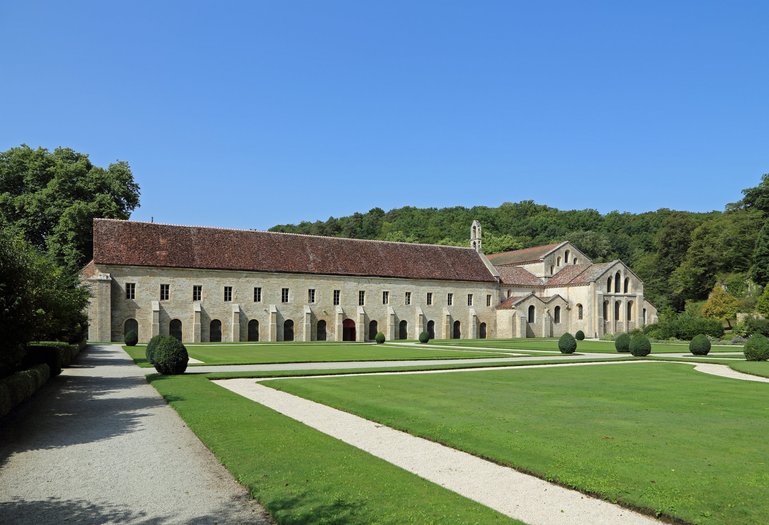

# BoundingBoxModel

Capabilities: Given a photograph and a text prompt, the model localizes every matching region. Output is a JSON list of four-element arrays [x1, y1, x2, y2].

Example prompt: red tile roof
[[486, 242, 564, 266], [497, 266, 542, 286], [544, 264, 591, 286], [496, 295, 530, 309], [91, 219, 497, 283]]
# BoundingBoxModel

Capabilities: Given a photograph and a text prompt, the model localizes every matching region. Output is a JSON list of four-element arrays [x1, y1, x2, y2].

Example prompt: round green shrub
[[125, 330, 138, 347], [558, 333, 577, 354], [629, 334, 652, 357], [375, 332, 386, 344], [152, 336, 189, 375], [614, 333, 631, 353], [575, 330, 585, 341], [689, 334, 711, 356], [744, 334, 769, 361], [146, 335, 163, 364], [418, 331, 430, 344]]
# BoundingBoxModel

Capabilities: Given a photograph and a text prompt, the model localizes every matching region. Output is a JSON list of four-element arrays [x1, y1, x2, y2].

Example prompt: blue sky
[[1, 1, 767, 230]]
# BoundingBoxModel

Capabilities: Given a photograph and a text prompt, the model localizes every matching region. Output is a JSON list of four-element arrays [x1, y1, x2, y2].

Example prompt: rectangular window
[[126, 283, 136, 300], [486, 294, 492, 307], [308, 288, 316, 303], [253, 287, 262, 302], [224, 286, 232, 302], [333, 289, 340, 306], [405, 291, 411, 305], [427, 292, 433, 306], [282, 288, 290, 303], [193, 285, 202, 301], [467, 294, 474, 306], [447, 293, 453, 306], [382, 291, 389, 304], [358, 290, 365, 306], [160, 284, 169, 301]]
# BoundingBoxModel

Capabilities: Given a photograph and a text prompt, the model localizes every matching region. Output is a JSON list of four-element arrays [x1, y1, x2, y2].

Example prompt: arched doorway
[[427, 320, 435, 339], [317, 320, 327, 341], [554, 306, 561, 324], [283, 319, 294, 341], [368, 320, 378, 340], [399, 320, 408, 340], [248, 319, 259, 341], [343, 319, 356, 341], [479, 322, 487, 339], [124, 318, 138, 339], [210, 319, 222, 342], [452, 320, 461, 339], [170, 319, 182, 341]]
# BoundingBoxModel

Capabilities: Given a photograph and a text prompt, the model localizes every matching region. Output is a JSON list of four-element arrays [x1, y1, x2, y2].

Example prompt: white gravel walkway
[[0, 344, 270, 525], [690, 362, 769, 383]]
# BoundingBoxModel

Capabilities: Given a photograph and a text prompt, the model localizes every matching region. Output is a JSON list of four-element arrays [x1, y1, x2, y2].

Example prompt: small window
[[282, 288, 290, 303], [486, 294, 492, 307], [382, 291, 389, 304], [447, 293, 453, 306], [253, 287, 262, 302], [405, 291, 411, 305], [358, 290, 365, 306], [193, 285, 202, 301], [550, 265, 554, 275], [308, 288, 316, 303], [574, 258, 579, 265], [160, 284, 169, 301], [554, 305, 561, 324], [565, 250, 570, 264], [467, 294, 473, 306], [224, 286, 232, 302], [557, 256, 562, 267], [528, 305, 535, 323], [333, 289, 340, 306], [577, 303, 584, 320], [126, 283, 136, 300], [427, 292, 433, 306]]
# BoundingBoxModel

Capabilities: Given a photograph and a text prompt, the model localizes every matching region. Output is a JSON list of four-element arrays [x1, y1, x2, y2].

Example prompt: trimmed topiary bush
[[558, 333, 577, 354], [146, 335, 163, 364], [418, 331, 430, 344], [375, 332, 386, 344], [575, 330, 585, 341], [152, 336, 189, 375], [615, 333, 631, 353], [629, 334, 652, 357], [125, 330, 138, 347], [744, 334, 769, 361], [689, 334, 711, 356]]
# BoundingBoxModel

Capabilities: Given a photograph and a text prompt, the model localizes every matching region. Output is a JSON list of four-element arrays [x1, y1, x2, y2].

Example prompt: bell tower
[[470, 220, 482, 253]]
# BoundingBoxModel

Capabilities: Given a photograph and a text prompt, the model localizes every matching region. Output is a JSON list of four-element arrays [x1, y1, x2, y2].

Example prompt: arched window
[[342, 319, 355, 341], [283, 319, 295, 341], [607, 277, 612, 293], [577, 304, 584, 320], [368, 320, 378, 340], [614, 301, 621, 321], [452, 320, 461, 339], [554, 306, 561, 324], [614, 272, 621, 293], [479, 322, 487, 339], [603, 301, 608, 320], [248, 319, 259, 341], [507, 289, 512, 298], [528, 305, 536, 323], [574, 258, 579, 265], [427, 320, 435, 339], [643, 308, 647, 324], [170, 319, 182, 341], [627, 301, 633, 321], [210, 319, 222, 342], [557, 256, 562, 267], [624, 277, 630, 293], [317, 320, 327, 341], [550, 265, 555, 275], [399, 320, 408, 340], [124, 318, 138, 339], [564, 250, 570, 264]]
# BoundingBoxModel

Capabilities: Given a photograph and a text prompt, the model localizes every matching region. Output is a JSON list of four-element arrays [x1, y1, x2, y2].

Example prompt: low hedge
[[0, 364, 51, 418], [25, 342, 81, 369], [146, 335, 164, 364], [615, 333, 631, 353], [745, 334, 769, 361], [629, 334, 652, 357], [153, 336, 189, 375]]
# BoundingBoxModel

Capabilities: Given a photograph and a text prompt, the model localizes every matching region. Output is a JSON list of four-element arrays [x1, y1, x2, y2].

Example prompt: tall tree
[[0, 145, 140, 272], [750, 220, 769, 288], [701, 285, 739, 329]]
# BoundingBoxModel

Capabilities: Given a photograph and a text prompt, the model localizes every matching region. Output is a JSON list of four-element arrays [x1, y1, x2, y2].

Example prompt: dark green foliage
[[558, 333, 577, 354], [375, 332, 386, 344], [629, 334, 652, 356], [146, 335, 163, 364], [744, 334, 769, 361], [125, 330, 138, 347], [152, 336, 189, 375], [23, 345, 63, 377], [419, 331, 430, 344], [614, 333, 631, 353], [689, 334, 712, 355], [575, 330, 585, 341], [744, 317, 769, 337], [0, 364, 50, 417], [644, 310, 724, 340], [749, 221, 769, 288]]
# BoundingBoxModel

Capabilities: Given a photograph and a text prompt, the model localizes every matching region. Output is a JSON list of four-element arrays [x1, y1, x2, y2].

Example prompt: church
[[82, 218, 657, 343]]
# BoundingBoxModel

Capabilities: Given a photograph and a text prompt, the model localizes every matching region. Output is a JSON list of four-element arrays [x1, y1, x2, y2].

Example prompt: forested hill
[[271, 175, 769, 313]]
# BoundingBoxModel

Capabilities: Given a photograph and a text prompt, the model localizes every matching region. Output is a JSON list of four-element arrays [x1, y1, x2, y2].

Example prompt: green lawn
[[267, 362, 769, 525], [148, 374, 516, 524], [729, 360, 769, 378], [434, 338, 742, 354]]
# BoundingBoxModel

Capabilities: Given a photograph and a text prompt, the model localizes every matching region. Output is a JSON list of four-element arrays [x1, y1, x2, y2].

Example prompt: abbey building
[[82, 219, 657, 343]]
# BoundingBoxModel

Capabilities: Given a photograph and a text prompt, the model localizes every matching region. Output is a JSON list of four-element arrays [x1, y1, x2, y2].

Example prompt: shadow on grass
[[267, 493, 363, 525]]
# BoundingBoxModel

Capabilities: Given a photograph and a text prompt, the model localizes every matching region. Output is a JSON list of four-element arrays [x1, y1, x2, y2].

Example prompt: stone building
[[82, 218, 657, 343]]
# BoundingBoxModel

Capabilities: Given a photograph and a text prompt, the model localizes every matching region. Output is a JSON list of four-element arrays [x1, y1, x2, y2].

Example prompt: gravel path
[[690, 362, 769, 382], [0, 344, 270, 525]]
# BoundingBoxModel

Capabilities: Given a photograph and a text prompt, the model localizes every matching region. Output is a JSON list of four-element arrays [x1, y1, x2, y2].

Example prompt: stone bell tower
[[470, 220, 482, 253]]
